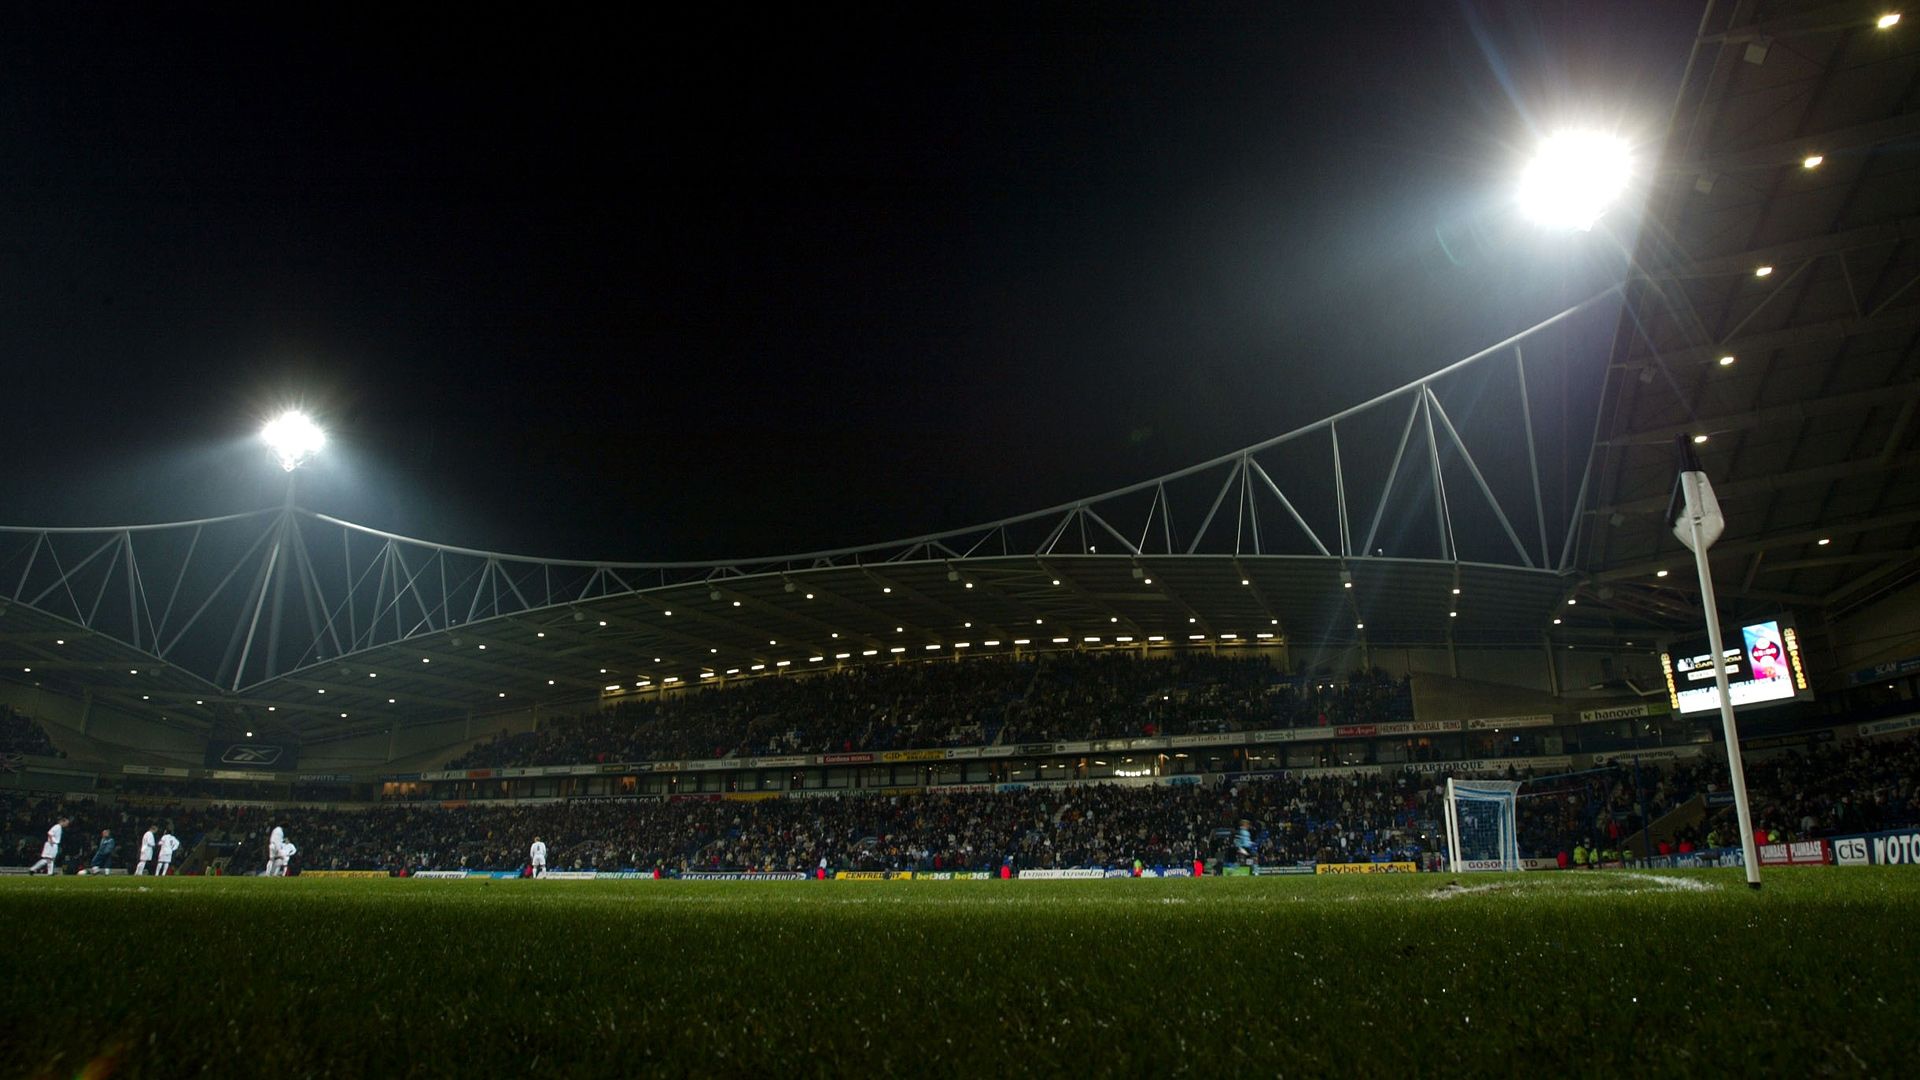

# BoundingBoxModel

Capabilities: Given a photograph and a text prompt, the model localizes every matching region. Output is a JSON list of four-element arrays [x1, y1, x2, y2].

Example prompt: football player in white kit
[[28, 816, 69, 874], [278, 841, 296, 875], [135, 824, 157, 875], [156, 828, 180, 875], [266, 823, 286, 877], [529, 837, 547, 878]]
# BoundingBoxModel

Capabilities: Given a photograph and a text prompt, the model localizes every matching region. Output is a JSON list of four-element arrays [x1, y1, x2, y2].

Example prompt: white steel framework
[[1, 292, 1617, 718]]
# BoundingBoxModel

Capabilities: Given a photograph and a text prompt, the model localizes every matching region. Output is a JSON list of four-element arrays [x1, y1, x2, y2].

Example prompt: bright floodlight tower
[[235, 410, 327, 690], [263, 410, 327, 474], [1518, 131, 1633, 231]]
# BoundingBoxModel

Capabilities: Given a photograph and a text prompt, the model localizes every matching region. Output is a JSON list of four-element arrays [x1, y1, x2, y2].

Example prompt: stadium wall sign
[[1278, 764, 1379, 779], [303, 870, 387, 878], [1252, 865, 1315, 876], [1832, 828, 1920, 866], [912, 871, 993, 880], [1017, 869, 1106, 879], [1578, 702, 1664, 723], [1757, 841, 1829, 867], [1403, 755, 1571, 774], [1464, 715, 1555, 731], [1249, 729, 1304, 743], [835, 871, 915, 880], [122, 764, 192, 778], [1847, 656, 1920, 686], [1314, 862, 1418, 875], [410, 870, 468, 879], [540, 871, 597, 880], [205, 740, 299, 769], [1378, 719, 1466, 735], [1870, 833, 1919, 865], [1857, 715, 1920, 738], [679, 871, 809, 881], [594, 871, 664, 879], [1587, 746, 1705, 766]]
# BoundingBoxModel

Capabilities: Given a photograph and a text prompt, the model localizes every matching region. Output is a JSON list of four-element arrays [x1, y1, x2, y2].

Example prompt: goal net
[[1444, 778, 1521, 872]]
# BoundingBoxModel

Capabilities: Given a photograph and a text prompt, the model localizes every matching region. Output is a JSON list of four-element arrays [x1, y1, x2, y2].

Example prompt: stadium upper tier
[[0, 290, 1618, 740], [441, 654, 1410, 771]]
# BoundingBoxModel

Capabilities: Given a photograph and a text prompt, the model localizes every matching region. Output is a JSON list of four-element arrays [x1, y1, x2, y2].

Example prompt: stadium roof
[[1578, 2, 1920, 627], [9, 2, 1917, 742]]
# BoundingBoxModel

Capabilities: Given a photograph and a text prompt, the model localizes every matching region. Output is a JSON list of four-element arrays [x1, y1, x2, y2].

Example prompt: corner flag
[[1670, 438, 1724, 554], [1670, 434, 1762, 888]]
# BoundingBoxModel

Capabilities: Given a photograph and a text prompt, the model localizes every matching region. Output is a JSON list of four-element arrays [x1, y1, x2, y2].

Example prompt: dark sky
[[0, 2, 1701, 561]]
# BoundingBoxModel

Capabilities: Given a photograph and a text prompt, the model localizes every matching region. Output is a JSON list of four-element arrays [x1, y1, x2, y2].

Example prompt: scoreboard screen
[[1662, 618, 1811, 715]]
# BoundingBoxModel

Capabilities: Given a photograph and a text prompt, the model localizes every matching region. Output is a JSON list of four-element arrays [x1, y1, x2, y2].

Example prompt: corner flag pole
[[1672, 436, 1762, 889]]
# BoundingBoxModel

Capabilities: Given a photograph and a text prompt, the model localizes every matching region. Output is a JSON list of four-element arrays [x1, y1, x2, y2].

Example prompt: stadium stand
[[0, 706, 62, 758], [446, 655, 1412, 770], [9, 731, 1914, 875]]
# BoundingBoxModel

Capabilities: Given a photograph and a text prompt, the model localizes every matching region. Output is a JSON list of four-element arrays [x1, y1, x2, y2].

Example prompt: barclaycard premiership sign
[[204, 740, 299, 769]]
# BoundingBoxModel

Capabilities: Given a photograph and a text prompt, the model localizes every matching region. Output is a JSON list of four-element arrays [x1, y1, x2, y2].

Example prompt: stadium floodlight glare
[[262, 410, 326, 472], [1518, 131, 1632, 230], [1878, 13, 1901, 29], [1801, 154, 1824, 169]]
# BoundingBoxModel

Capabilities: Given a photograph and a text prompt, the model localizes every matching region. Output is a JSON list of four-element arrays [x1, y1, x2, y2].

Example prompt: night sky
[[0, 3, 1700, 561]]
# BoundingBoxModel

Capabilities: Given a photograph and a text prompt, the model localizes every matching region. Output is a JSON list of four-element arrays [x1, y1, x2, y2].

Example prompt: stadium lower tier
[[7, 731, 1914, 874]]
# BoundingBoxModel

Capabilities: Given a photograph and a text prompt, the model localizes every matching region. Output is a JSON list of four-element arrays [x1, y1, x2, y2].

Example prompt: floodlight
[[1518, 131, 1633, 230], [1877, 13, 1901, 29], [262, 410, 326, 472]]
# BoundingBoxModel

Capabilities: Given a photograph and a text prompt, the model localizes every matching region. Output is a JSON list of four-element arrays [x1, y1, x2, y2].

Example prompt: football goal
[[1444, 778, 1521, 872]]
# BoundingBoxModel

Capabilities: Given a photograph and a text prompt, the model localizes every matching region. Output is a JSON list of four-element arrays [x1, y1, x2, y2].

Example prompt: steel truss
[[0, 291, 1615, 695]]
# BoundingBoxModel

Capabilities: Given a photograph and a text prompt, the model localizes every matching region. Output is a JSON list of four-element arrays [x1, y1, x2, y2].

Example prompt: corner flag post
[[1672, 436, 1762, 889]]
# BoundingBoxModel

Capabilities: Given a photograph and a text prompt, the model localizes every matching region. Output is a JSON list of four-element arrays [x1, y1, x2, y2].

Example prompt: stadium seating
[[0, 706, 62, 759], [446, 654, 1413, 770], [8, 732, 1910, 875]]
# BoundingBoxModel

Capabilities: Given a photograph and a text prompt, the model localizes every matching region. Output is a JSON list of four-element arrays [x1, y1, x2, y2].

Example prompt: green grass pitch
[[3, 869, 1916, 1077]]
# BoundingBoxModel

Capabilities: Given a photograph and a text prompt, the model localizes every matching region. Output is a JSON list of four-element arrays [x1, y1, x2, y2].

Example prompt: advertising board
[[1016, 869, 1105, 880]]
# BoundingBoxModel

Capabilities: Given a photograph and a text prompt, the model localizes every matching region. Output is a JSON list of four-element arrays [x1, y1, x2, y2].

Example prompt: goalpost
[[1444, 778, 1522, 872]]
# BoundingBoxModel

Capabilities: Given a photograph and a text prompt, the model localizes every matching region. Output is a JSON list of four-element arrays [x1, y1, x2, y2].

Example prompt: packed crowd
[[447, 653, 1414, 771], [0, 707, 62, 758], [15, 733, 1912, 875], [1690, 734, 1920, 849], [2, 791, 233, 871], [233, 773, 1442, 873], [6, 774, 1434, 874]]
